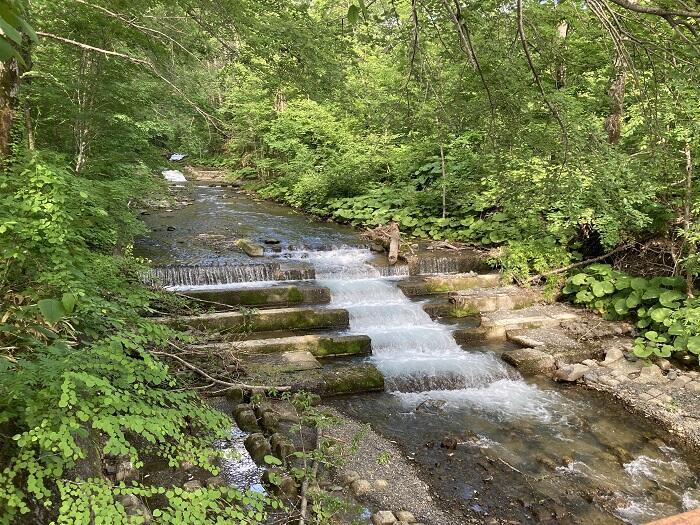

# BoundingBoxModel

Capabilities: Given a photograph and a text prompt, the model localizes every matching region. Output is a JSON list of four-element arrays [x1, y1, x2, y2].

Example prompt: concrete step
[[449, 286, 543, 313], [401, 247, 490, 275], [399, 272, 501, 297], [161, 307, 349, 333], [194, 334, 371, 358], [454, 304, 580, 343], [244, 350, 322, 373], [180, 283, 330, 308]]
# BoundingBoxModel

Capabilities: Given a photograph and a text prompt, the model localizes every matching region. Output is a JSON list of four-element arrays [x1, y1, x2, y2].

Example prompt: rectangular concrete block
[[181, 284, 331, 308], [162, 307, 349, 333]]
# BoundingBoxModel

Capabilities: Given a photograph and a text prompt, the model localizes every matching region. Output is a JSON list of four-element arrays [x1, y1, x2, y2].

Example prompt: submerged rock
[[415, 399, 447, 414], [244, 433, 271, 465]]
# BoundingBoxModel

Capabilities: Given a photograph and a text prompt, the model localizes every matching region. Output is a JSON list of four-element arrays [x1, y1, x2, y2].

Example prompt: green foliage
[[562, 264, 700, 363]]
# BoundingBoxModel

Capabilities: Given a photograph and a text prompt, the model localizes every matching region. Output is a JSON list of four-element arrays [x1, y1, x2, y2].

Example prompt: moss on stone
[[322, 365, 384, 395]]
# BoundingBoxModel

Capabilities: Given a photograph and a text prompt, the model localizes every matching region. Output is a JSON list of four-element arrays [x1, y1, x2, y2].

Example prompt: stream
[[136, 180, 700, 524]]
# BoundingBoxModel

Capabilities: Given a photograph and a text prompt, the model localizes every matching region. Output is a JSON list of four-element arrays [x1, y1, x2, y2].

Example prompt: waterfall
[[145, 262, 315, 290], [300, 248, 523, 394]]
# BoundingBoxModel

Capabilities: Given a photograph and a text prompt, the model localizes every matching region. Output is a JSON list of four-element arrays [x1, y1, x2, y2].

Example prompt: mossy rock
[[322, 365, 384, 395]]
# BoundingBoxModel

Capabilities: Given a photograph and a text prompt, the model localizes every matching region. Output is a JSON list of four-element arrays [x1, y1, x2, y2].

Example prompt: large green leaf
[[591, 280, 614, 297], [631, 278, 648, 291], [649, 307, 672, 323], [659, 290, 685, 308], [626, 291, 641, 308], [38, 298, 66, 324], [571, 273, 588, 286], [687, 336, 700, 355]]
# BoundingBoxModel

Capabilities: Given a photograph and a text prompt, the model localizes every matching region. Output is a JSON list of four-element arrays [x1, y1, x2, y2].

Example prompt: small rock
[[264, 239, 281, 245], [370, 243, 385, 253], [205, 476, 224, 488], [373, 479, 389, 491], [686, 381, 700, 393], [656, 358, 672, 371], [120, 495, 140, 508], [602, 347, 624, 366], [667, 370, 678, 380], [166, 226, 176, 231], [183, 480, 202, 491], [638, 364, 664, 383], [116, 460, 137, 482], [554, 363, 590, 382], [372, 511, 397, 525], [395, 510, 416, 523], [582, 359, 598, 367], [329, 485, 344, 492], [341, 470, 360, 485], [235, 238, 264, 257], [441, 436, 459, 450], [350, 479, 372, 497]]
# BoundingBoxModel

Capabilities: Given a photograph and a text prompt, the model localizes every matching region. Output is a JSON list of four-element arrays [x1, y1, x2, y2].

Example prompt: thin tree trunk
[[554, 20, 568, 89], [0, 59, 19, 166], [684, 143, 694, 297], [23, 106, 35, 151], [604, 51, 626, 145], [440, 143, 447, 219]]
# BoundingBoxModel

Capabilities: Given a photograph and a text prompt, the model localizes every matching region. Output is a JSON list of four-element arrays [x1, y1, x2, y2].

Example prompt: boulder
[[244, 433, 271, 465], [234, 409, 260, 433], [373, 479, 389, 491], [120, 495, 151, 522], [235, 239, 264, 257], [260, 410, 280, 433], [554, 364, 590, 382], [372, 511, 398, 525]]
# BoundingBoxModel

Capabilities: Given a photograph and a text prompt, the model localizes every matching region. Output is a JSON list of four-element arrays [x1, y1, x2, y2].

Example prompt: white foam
[[163, 169, 187, 182]]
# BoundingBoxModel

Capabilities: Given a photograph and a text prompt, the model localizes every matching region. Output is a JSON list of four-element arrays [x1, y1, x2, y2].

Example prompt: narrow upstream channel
[[137, 181, 700, 524]]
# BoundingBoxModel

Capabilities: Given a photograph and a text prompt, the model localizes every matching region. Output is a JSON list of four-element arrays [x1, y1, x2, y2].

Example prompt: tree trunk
[[684, 143, 694, 297], [604, 51, 626, 145], [554, 20, 568, 89], [0, 58, 19, 166], [23, 106, 35, 151], [440, 143, 447, 219]]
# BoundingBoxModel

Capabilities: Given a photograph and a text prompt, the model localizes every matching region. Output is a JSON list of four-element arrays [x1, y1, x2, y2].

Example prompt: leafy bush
[[563, 264, 700, 362]]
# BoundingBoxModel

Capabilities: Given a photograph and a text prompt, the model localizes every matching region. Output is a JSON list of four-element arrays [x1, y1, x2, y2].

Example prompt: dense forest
[[1, 0, 699, 523]]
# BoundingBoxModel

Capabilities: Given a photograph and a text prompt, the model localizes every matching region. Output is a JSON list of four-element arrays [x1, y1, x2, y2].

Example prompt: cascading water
[[295, 248, 548, 403]]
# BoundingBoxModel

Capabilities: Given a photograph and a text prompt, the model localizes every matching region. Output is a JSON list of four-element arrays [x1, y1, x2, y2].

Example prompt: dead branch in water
[[362, 222, 401, 265]]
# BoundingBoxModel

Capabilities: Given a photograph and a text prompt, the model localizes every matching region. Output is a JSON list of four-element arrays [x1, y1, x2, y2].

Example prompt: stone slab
[[181, 284, 331, 307], [199, 334, 371, 357]]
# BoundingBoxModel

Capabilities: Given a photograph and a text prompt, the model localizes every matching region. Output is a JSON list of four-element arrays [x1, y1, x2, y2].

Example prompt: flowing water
[[139, 184, 700, 524]]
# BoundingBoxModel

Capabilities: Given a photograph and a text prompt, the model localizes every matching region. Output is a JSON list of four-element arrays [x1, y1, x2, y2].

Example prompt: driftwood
[[387, 223, 400, 265], [362, 222, 402, 266], [527, 244, 630, 283]]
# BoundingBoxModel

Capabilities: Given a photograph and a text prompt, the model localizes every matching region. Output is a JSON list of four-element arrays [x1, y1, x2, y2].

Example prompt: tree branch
[[515, 0, 568, 169], [605, 0, 700, 19], [527, 244, 631, 283], [152, 347, 291, 393]]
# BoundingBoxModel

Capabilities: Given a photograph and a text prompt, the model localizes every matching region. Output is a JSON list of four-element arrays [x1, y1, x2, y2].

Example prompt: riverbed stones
[[322, 364, 384, 395], [602, 346, 625, 365], [372, 511, 397, 525], [373, 479, 389, 491], [235, 238, 264, 257], [341, 470, 360, 485], [205, 476, 224, 488], [120, 495, 151, 522], [637, 364, 664, 383], [270, 433, 295, 462]]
